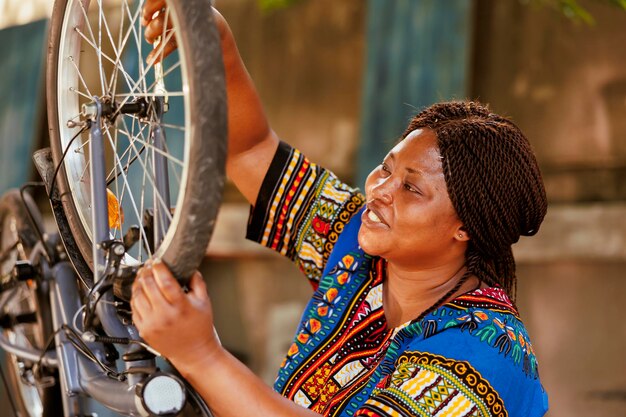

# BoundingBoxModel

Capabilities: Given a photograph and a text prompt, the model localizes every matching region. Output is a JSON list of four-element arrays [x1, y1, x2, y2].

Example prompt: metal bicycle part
[[0, 190, 62, 417], [46, 0, 227, 286], [47, 260, 210, 417], [0, 188, 213, 416]]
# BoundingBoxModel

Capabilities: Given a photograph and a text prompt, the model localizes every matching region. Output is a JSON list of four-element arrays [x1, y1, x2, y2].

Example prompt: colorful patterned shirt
[[246, 142, 548, 417]]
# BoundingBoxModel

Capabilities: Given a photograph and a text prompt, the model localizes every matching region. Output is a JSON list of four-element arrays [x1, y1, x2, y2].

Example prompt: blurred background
[[0, 0, 625, 416]]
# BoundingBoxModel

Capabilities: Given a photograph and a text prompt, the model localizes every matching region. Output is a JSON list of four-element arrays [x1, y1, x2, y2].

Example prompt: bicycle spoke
[[137, 116, 151, 261], [106, 122, 150, 184], [94, 1, 107, 95], [161, 137, 182, 186], [110, 29, 177, 119], [73, 135, 92, 154], [74, 28, 135, 96], [159, 122, 185, 132], [96, 0, 121, 92], [115, 91, 184, 98], [156, 9, 171, 70], [102, 124, 153, 253], [106, 146, 146, 185], [77, 0, 98, 60], [68, 133, 92, 184], [119, 0, 143, 67], [69, 86, 93, 101], [117, 0, 144, 84], [121, 0, 148, 94], [68, 56, 94, 100], [78, 155, 91, 184], [126, 134, 184, 168], [111, 0, 127, 96], [118, 117, 173, 223], [119, 0, 143, 57], [144, 61, 181, 93], [105, 143, 145, 186]]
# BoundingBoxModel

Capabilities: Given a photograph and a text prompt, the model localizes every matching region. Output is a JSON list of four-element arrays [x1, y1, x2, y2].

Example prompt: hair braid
[[403, 101, 547, 302]]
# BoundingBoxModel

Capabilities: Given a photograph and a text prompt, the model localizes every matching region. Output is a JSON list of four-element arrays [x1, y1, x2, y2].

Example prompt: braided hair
[[404, 101, 547, 307]]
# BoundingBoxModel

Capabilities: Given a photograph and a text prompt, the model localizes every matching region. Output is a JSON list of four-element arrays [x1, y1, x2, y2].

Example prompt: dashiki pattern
[[246, 141, 548, 417]]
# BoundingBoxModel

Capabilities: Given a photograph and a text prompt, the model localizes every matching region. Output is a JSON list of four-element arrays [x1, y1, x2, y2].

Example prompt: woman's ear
[[454, 226, 470, 242]]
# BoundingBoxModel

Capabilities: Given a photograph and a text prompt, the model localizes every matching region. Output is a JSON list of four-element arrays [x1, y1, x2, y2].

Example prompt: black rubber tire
[[0, 190, 62, 417], [46, 0, 227, 284]]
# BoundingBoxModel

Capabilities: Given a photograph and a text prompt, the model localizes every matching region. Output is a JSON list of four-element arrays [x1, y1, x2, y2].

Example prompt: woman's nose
[[370, 177, 394, 205]]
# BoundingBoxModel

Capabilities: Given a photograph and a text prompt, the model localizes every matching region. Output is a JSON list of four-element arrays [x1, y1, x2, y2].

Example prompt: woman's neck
[[382, 259, 479, 328]]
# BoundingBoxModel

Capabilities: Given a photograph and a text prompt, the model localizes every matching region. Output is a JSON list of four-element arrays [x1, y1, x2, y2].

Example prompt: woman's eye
[[404, 183, 420, 194]]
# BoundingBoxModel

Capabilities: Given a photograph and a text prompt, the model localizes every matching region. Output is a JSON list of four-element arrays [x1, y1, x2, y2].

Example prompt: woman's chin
[[357, 227, 383, 256]]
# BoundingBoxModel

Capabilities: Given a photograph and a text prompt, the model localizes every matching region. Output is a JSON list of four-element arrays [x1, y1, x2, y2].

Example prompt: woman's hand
[[142, 0, 229, 64], [131, 263, 319, 417], [143, 0, 279, 207], [131, 261, 220, 369], [141, 0, 174, 63]]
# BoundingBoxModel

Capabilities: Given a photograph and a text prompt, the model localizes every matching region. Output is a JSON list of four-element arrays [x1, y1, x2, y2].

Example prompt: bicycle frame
[[0, 237, 159, 416], [0, 99, 183, 416], [51, 261, 155, 415], [0, 2, 218, 412]]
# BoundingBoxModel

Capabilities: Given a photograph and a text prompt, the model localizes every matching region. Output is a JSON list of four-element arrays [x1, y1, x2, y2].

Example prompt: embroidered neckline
[[372, 257, 517, 331]]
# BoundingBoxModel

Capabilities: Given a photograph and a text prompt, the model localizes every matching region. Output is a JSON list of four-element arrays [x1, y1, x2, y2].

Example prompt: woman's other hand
[[142, 0, 174, 64], [142, 0, 229, 64], [143, 0, 279, 208], [131, 261, 220, 369]]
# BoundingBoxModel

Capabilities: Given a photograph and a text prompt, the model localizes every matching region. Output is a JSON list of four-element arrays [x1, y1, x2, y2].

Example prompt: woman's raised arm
[[142, 2, 279, 205]]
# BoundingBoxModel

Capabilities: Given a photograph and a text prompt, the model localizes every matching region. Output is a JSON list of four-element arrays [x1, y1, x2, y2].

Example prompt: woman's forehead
[[388, 129, 443, 175]]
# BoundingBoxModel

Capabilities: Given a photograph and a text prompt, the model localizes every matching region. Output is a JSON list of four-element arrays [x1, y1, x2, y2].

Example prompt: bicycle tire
[[46, 0, 227, 284], [0, 190, 62, 417]]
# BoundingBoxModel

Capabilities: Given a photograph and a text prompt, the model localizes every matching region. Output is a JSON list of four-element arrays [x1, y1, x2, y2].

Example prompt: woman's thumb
[[189, 271, 208, 300]]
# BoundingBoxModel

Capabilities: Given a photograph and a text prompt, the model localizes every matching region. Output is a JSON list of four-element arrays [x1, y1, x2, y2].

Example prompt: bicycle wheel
[[46, 0, 227, 284], [0, 190, 61, 417]]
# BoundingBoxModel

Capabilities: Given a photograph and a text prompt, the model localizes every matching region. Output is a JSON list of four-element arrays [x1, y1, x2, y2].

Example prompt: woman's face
[[358, 128, 465, 269]]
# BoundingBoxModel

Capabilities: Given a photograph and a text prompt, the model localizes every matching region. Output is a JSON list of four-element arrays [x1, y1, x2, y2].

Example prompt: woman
[[132, 4, 548, 417]]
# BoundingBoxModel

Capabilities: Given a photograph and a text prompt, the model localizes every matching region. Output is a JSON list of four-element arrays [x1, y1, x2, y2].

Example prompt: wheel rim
[[6, 316, 45, 417], [55, 0, 192, 265], [1, 214, 44, 417]]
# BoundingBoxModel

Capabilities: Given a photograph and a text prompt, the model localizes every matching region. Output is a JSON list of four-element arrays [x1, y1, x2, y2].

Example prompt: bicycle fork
[[29, 147, 187, 416], [49, 261, 185, 417], [82, 95, 171, 340]]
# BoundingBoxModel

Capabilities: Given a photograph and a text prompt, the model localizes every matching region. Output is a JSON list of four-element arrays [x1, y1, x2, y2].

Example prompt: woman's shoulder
[[371, 290, 548, 416], [369, 343, 547, 417], [417, 287, 540, 378]]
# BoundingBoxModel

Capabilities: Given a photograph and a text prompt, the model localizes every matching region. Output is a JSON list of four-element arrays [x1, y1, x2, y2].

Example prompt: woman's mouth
[[363, 206, 389, 228], [367, 210, 382, 223]]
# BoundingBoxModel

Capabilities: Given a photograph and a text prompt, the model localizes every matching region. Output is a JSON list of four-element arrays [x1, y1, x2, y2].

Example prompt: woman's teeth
[[368, 210, 381, 223]]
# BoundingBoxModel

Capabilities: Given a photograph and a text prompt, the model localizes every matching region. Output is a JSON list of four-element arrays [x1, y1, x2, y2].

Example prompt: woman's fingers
[[189, 271, 209, 301], [147, 39, 177, 65], [131, 283, 152, 317], [138, 270, 172, 310], [132, 305, 144, 326], [142, 0, 176, 65], [129, 263, 215, 362], [144, 11, 173, 43], [143, 11, 176, 63], [142, 0, 167, 27], [132, 261, 189, 308], [152, 261, 185, 304]]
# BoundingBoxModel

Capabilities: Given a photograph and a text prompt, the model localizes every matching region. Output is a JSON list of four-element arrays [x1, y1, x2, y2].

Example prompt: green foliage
[[558, 0, 596, 23], [257, 0, 301, 12], [257, 0, 626, 22], [525, 0, 626, 24]]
